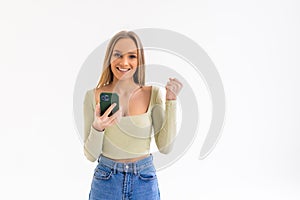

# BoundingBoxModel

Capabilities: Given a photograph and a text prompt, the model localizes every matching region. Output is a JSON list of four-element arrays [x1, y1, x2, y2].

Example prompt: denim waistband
[[97, 154, 154, 174]]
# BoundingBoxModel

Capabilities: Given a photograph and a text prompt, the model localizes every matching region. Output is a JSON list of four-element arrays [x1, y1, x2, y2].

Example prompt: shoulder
[[83, 88, 96, 107], [151, 85, 162, 95], [84, 88, 95, 99], [149, 85, 164, 104], [141, 85, 152, 93]]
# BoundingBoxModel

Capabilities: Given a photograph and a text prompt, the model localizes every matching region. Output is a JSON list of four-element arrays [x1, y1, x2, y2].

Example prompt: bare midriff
[[110, 154, 150, 163]]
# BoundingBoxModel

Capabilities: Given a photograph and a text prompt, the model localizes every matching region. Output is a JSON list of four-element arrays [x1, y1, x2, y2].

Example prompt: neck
[[111, 78, 141, 94]]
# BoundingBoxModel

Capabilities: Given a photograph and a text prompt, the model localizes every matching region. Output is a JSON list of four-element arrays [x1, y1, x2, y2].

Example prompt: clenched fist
[[165, 78, 183, 100]]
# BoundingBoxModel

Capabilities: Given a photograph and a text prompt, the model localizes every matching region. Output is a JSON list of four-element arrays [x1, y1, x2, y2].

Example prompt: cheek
[[110, 58, 117, 66], [131, 59, 138, 67]]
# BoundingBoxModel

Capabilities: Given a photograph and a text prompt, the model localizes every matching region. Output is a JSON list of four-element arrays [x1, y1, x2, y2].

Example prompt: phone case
[[100, 92, 119, 117]]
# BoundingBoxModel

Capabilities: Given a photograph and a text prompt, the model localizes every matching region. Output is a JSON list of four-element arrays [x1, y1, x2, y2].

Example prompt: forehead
[[113, 38, 137, 53]]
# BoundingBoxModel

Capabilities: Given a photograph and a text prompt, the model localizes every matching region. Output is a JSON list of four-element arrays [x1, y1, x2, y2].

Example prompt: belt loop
[[113, 162, 117, 174], [134, 163, 137, 175]]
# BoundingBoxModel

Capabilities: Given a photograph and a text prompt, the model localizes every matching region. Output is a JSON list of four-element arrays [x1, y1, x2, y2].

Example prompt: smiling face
[[110, 38, 138, 82]]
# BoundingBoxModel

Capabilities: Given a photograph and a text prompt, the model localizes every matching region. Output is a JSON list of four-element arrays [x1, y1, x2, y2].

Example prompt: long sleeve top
[[83, 85, 177, 162]]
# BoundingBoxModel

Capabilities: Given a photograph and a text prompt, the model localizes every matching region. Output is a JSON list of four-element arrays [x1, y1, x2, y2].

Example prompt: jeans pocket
[[138, 165, 157, 181], [93, 164, 113, 180]]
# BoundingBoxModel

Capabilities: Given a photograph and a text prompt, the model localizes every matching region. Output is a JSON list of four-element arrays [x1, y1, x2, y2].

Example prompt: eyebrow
[[113, 50, 137, 54]]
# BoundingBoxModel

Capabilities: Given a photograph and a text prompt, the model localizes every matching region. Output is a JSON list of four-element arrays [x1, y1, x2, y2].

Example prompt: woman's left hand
[[165, 78, 183, 100]]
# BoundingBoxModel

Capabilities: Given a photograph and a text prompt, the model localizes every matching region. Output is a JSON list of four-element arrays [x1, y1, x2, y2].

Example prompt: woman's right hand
[[92, 103, 122, 132]]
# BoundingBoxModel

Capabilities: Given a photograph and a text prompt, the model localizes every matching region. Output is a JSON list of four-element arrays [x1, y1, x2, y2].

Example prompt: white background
[[1, 0, 300, 199]]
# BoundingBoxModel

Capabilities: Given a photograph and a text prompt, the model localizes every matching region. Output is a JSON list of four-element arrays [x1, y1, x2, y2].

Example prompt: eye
[[129, 55, 137, 59], [113, 52, 122, 58]]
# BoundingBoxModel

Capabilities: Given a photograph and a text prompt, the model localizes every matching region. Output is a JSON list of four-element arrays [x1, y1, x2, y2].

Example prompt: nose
[[121, 55, 129, 66]]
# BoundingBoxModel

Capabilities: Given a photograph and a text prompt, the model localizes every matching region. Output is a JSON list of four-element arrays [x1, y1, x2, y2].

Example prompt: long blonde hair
[[96, 31, 145, 89]]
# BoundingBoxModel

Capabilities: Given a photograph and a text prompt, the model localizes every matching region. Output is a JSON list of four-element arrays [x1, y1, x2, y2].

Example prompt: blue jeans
[[89, 154, 160, 200]]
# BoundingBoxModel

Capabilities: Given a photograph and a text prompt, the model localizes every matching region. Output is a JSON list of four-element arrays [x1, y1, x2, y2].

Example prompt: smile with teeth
[[117, 67, 131, 72]]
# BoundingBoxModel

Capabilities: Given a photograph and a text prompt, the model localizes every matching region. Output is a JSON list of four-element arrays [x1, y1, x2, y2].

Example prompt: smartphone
[[100, 92, 119, 117]]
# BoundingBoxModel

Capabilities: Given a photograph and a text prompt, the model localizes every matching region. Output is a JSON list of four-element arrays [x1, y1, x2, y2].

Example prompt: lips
[[117, 67, 130, 72]]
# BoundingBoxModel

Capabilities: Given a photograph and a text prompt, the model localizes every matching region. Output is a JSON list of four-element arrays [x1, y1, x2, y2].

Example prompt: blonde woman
[[83, 30, 183, 200]]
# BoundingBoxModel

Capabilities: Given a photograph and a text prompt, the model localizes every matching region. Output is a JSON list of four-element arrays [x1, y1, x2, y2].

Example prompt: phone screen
[[100, 92, 119, 117]]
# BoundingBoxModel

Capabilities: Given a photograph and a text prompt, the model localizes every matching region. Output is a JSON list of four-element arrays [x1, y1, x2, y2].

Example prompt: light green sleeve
[[152, 87, 177, 154], [83, 89, 104, 162]]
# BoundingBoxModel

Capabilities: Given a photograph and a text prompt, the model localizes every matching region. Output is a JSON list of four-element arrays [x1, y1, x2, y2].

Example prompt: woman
[[83, 30, 183, 200]]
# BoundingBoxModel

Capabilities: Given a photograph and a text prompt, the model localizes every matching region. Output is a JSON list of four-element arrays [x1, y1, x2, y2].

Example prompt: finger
[[166, 83, 174, 92], [165, 85, 176, 94], [166, 82, 178, 92], [95, 103, 101, 117], [167, 79, 178, 87], [108, 109, 122, 123], [166, 84, 181, 96], [170, 81, 182, 91], [107, 118, 118, 126], [167, 80, 183, 92], [103, 103, 117, 118], [111, 108, 122, 118], [166, 80, 180, 87], [169, 77, 182, 85], [107, 115, 120, 126], [169, 77, 183, 87], [173, 79, 183, 87]]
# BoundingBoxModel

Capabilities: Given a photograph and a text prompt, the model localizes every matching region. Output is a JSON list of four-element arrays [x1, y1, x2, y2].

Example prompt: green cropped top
[[83, 85, 177, 162]]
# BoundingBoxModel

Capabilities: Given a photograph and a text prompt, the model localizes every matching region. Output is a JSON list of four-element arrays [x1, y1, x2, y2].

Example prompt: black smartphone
[[100, 92, 119, 117]]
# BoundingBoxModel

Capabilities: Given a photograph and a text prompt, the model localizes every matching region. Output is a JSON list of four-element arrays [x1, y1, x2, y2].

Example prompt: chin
[[114, 75, 133, 81]]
